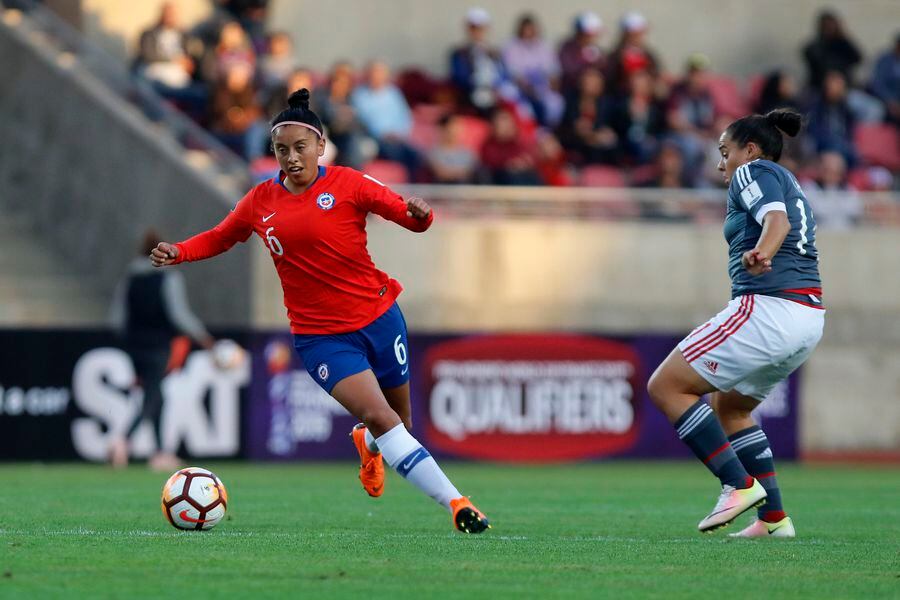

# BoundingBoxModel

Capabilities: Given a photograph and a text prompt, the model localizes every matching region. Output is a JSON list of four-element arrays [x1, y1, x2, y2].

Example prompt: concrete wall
[[251, 219, 900, 453], [83, 0, 899, 80], [0, 18, 250, 327]]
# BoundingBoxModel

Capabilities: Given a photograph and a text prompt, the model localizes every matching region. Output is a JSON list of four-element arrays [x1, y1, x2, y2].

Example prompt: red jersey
[[173, 166, 433, 334]]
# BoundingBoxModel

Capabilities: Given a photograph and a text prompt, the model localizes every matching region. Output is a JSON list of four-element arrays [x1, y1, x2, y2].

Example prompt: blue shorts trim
[[292, 303, 410, 393]]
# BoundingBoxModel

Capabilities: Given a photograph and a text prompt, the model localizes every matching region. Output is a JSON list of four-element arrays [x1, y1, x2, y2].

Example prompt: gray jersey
[[725, 159, 823, 305]]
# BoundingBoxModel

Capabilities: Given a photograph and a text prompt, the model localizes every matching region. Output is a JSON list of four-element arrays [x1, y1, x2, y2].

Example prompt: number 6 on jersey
[[265, 226, 284, 256]]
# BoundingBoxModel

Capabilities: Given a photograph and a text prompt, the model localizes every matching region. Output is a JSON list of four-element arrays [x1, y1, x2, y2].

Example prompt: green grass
[[0, 462, 897, 599]]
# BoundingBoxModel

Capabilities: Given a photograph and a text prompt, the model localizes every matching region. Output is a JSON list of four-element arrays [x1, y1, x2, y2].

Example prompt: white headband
[[271, 120, 322, 137]]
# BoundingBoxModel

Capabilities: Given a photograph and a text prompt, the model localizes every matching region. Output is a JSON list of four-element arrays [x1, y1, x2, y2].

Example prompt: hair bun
[[287, 88, 311, 111], [765, 108, 802, 138]]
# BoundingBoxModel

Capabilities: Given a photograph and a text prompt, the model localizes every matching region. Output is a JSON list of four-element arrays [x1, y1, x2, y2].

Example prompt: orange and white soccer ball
[[161, 467, 228, 531]]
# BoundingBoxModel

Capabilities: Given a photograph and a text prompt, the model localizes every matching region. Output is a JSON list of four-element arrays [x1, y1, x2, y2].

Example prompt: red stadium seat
[[362, 160, 409, 184], [708, 74, 749, 119], [412, 103, 445, 124], [410, 120, 439, 151], [580, 165, 627, 187], [854, 124, 900, 171], [456, 115, 491, 153]]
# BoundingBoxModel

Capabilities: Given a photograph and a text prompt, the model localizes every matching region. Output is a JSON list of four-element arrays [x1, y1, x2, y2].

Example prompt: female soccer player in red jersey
[[647, 109, 824, 537], [150, 90, 489, 533]]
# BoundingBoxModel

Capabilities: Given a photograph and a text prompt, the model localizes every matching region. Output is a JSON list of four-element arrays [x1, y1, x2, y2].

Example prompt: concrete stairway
[[0, 212, 106, 326]]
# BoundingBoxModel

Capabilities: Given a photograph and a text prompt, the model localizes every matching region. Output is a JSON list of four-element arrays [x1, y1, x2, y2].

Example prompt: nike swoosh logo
[[262, 211, 276, 222], [400, 366, 409, 375], [401, 450, 425, 471], [179, 510, 207, 524]]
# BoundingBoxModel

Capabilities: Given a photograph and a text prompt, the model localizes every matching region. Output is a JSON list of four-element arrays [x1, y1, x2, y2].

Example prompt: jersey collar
[[275, 165, 327, 194]]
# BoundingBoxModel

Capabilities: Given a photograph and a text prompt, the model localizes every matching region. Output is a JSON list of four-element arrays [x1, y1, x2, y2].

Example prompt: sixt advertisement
[[0, 330, 799, 462]]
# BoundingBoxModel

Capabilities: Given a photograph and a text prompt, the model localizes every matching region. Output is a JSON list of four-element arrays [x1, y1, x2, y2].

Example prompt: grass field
[[0, 462, 897, 599]]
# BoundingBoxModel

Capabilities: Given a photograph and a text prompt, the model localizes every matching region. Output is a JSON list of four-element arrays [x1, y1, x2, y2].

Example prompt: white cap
[[621, 11, 648, 32], [465, 7, 491, 27], [575, 11, 603, 34]]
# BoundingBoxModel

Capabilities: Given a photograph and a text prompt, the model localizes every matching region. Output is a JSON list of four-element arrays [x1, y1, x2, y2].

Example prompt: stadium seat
[[456, 115, 491, 153], [854, 124, 900, 171], [363, 160, 409, 184], [708, 74, 749, 118], [579, 165, 627, 187]]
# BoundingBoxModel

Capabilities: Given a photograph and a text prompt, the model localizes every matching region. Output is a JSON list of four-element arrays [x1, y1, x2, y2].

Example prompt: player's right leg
[[713, 391, 794, 538], [647, 348, 765, 532], [331, 371, 489, 533]]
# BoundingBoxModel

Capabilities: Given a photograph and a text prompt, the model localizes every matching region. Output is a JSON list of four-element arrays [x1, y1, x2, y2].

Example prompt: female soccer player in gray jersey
[[648, 109, 824, 536]]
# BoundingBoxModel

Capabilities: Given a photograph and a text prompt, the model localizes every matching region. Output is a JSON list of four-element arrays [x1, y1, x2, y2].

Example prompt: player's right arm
[[150, 192, 255, 268]]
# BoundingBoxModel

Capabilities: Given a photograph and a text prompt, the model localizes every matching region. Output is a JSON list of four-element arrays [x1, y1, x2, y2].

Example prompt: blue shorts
[[293, 303, 410, 393]]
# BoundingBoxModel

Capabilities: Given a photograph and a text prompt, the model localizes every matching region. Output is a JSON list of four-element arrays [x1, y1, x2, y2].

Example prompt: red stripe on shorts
[[683, 295, 755, 363], [681, 296, 748, 356], [682, 296, 749, 360]]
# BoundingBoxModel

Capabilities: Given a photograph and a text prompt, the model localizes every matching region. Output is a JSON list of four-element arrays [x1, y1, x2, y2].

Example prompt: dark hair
[[271, 89, 323, 137], [724, 108, 802, 162]]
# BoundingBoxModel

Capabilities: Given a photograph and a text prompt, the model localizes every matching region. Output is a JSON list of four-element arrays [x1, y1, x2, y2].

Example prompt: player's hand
[[406, 197, 432, 220], [150, 242, 180, 267], [742, 249, 772, 276]]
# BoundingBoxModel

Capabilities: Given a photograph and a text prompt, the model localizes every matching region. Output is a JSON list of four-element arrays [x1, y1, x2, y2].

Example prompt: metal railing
[[396, 184, 900, 226], [1, 0, 249, 189]]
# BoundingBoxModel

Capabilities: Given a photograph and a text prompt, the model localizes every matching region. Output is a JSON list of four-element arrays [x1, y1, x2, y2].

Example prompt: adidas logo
[[703, 360, 719, 374], [755, 448, 773, 459]]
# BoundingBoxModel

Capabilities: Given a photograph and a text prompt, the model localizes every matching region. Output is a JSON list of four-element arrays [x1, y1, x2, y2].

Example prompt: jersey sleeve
[[354, 171, 434, 233], [173, 189, 255, 263], [730, 163, 786, 225]]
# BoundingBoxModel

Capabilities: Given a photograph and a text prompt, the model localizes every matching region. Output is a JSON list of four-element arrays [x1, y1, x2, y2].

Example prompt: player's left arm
[[356, 173, 434, 232], [735, 167, 791, 276]]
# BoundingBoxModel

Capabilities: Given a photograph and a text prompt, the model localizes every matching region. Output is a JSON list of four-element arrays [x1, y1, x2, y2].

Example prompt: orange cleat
[[450, 497, 491, 534], [350, 423, 384, 497]]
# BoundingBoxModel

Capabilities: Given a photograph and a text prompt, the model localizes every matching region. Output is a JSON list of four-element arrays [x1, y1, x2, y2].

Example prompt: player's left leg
[[712, 390, 795, 538], [333, 372, 489, 533]]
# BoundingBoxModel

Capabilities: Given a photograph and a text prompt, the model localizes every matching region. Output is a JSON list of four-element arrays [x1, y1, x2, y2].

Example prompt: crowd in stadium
[[133, 2, 900, 192]]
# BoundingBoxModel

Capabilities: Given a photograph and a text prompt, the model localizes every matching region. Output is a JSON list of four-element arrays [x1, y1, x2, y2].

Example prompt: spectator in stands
[[802, 10, 862, 89], [449, 7, 510, 114], [806, 69, 857, 165], [209, 63, 262, 158], [136, 2, 195, 90], [108, 229, 215, 470], [558, 67, 618, 164], [755, 70, 802, 114], [314, 62, 375, 170], [870, 33, 900, 124], [502, 13, 564, 127], [666, 53, 718, 184], [351, 60, 421, 179], [609, 69, 665, 165], [222, 0, 269, 54], [637, 140, 691, 189], [535, 131, 574, 186], [426, 115, 478, 184], [801, 151, 862, 228], [558, 11, 607, 95], [209, 20, 256, 82], [259, 31, 296, 93], [480, 107, 541, 185], [607, 11, 660, 94]]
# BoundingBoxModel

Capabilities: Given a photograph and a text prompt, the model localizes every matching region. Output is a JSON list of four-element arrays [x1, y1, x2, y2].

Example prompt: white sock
[[376, 423, 461, 511], [364, 428, 379, 454]]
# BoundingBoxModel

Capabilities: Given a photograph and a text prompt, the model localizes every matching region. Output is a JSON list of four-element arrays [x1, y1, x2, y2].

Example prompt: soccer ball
[[161, 467, 228, 531], [211, 339, 246, 370]]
